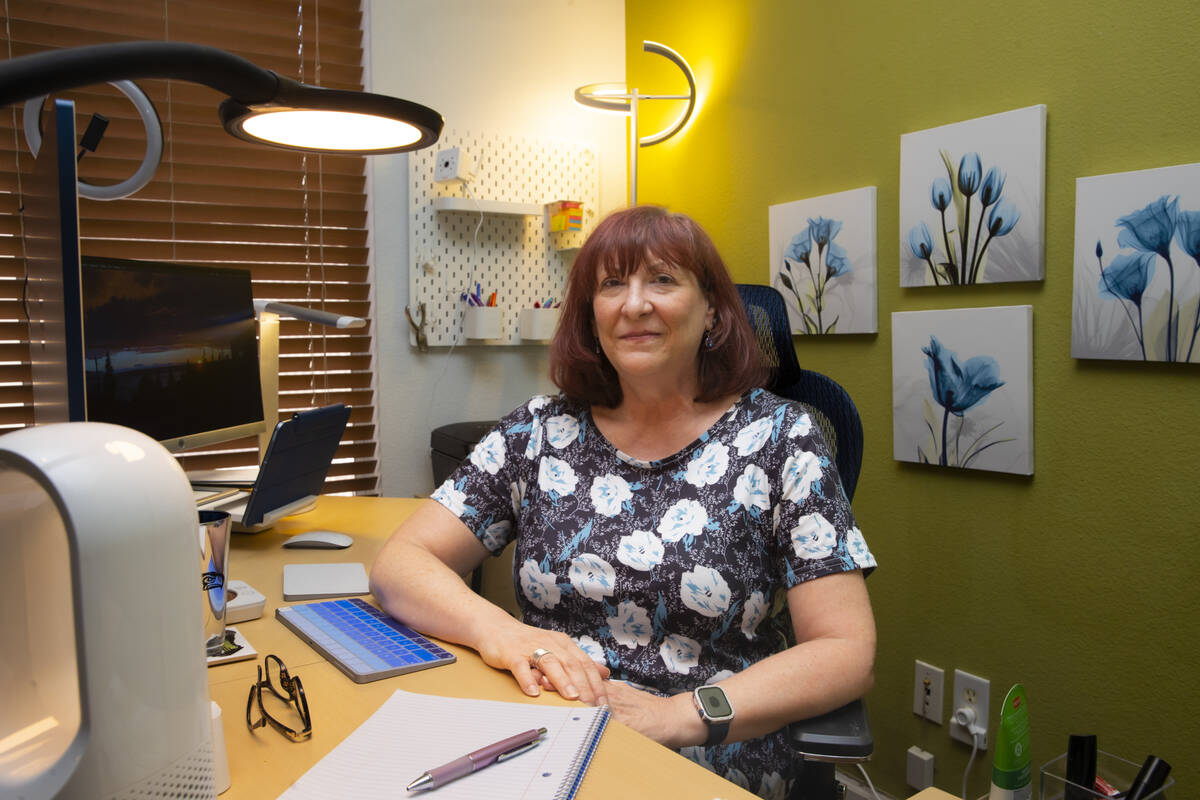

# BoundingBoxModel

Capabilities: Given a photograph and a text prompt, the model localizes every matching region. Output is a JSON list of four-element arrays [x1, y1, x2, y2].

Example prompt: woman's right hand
[[474, 621, 611, 706]]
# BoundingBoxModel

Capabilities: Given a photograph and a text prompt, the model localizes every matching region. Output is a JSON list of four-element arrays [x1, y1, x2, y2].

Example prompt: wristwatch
[[692, 684, 735, 747]]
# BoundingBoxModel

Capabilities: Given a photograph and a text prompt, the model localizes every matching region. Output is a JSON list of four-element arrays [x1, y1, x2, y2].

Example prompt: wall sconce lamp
[[0, 41, 443, 155], [574, 40, 696, 205]]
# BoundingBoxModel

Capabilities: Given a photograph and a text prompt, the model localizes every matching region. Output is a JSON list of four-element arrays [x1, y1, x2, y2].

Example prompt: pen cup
[[519, 307, 559, 342], [1040, 750, 1174, 800], [464, 306, 502, 340]]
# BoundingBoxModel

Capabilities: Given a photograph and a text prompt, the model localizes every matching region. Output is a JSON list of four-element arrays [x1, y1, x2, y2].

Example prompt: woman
[[370, 205, 876, 799]]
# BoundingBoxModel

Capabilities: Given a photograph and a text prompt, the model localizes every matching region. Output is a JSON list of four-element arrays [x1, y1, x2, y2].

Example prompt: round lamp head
[[220, 78, 443, 154]]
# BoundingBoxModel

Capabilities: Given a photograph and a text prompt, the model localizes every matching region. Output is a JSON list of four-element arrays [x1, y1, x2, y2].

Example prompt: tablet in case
[[198, 403, 351, 532]]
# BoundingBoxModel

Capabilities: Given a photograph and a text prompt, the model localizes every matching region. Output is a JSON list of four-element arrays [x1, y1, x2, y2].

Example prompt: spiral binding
[[552, 706, 611, 800]]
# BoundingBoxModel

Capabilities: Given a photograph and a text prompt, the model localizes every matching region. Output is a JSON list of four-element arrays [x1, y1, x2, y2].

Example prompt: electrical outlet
[[950, 668, 989, 748], [912, 659, 944, 724], [433, 146, 475, 183]]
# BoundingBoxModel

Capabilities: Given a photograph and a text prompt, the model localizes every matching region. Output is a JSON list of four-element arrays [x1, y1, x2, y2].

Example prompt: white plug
[[956, 705, 988, 800], [954, 706, 987, 743]]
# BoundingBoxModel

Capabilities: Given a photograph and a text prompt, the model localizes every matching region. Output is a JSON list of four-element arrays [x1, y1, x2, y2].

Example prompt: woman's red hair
[[549, 205, 767, 407]]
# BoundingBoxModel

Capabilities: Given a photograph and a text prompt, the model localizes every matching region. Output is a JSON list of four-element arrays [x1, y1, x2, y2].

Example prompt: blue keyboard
[[276, 598, 456, 683]]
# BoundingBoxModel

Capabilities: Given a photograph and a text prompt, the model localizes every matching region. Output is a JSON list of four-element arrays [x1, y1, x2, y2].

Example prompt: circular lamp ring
[[636, 41, 696, 146], [23, 79, 163, 201], [573, 83, 633, 113], [572, 41, 697, 147]]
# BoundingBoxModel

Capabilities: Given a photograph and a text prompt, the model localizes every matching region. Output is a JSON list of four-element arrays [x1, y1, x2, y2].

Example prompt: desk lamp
[[0, 40, 442, 154], [253, 300, 366, 457], [574, 40, 697, 205]]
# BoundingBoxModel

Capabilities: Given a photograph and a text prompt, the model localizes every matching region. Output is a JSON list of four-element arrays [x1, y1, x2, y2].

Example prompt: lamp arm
[[0, 41, 280, 108], [254, 300, 366, 330]]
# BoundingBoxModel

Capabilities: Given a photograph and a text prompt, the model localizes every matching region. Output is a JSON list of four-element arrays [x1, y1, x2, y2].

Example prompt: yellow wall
[[626, 1, 1199, 796]]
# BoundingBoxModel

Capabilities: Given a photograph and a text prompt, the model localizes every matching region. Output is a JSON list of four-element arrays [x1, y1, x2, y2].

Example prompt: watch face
[[696, 685, 733, 719]]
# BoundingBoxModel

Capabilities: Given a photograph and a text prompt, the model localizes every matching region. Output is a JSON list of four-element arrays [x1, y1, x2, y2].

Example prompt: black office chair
[[736, 284, 873, 800]]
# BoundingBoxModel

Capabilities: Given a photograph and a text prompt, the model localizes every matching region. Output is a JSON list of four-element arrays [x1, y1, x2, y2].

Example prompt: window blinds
[[0, 0, 378, 493]]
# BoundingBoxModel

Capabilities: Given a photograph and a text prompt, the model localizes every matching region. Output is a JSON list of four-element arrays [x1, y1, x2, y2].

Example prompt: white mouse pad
[[283, 562, 369, 601]]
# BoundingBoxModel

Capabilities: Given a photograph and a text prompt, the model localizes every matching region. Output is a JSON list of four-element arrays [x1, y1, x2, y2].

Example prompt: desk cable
[[422, 182, 482, 437], [855, 762, 883, 800]]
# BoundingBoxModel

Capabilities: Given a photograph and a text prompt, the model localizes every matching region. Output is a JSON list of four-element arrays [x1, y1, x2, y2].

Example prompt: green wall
[[626, 1, 1199, 797]]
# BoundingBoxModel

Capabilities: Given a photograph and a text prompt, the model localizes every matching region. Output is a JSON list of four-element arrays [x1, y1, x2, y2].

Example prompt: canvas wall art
[[767, 186, 878, 334], [1071, 161, 1200, 363], [892, 306, 1034, 475], [899, 105, 1046, 287]]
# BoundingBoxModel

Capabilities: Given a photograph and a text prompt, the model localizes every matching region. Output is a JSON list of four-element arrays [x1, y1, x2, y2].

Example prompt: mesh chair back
[[737, 284, 875, 785], [736, 284, 864, 502]]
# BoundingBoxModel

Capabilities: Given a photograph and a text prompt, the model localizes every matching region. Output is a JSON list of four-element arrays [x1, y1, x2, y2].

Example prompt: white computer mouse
[[282, 530, 354, 549]]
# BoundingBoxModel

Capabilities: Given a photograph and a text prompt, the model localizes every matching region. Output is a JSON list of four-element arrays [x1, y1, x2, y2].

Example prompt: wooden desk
[[209, 496, 757, 799]]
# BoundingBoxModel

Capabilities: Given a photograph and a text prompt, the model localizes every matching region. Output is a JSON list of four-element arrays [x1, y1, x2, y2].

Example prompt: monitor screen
[[78, 256, 266, 452]]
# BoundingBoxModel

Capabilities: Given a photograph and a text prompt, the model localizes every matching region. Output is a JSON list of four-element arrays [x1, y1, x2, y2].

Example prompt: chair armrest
[[788, 698, 873, 762]]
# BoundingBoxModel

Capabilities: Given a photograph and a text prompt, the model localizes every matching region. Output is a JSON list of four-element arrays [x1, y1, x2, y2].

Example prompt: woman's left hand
[[601, 680, 702, 750]]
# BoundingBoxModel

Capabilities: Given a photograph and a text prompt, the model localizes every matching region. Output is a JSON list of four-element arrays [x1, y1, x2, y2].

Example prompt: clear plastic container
[[1039, 750, 1173, 800]]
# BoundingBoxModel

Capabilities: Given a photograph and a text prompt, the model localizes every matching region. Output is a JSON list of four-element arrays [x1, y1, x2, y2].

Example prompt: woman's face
[[591, 256, 714, 391]]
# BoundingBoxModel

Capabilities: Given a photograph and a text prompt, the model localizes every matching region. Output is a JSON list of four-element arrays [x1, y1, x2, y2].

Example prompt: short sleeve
[[430, 396, 549, 555], [771, 402, 877, 586]]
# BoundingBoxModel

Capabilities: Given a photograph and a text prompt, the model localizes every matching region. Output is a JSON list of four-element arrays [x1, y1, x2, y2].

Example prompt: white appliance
[[0, 422, 216, 799]]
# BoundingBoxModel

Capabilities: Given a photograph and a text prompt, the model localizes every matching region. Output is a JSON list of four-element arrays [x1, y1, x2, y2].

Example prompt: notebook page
[[278, 689, 608, 800]]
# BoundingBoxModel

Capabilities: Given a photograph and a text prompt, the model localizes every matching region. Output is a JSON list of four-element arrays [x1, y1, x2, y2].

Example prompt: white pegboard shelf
[[408, 129, 599, 347], [432, 197, 543, 216]]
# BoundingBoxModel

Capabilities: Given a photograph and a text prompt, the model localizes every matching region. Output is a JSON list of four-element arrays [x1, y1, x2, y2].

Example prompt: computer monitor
[[25, 98, 82, 427], [74, 256, 266, 453]]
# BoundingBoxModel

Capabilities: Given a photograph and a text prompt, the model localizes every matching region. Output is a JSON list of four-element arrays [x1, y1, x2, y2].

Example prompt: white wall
[[366, 0, 626, 497]]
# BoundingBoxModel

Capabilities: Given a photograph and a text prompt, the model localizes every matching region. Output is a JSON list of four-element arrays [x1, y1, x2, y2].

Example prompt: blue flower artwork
[[905, 150, 1020, 286], [920, 336, 1010, 467], [892, 306, 1034, 475], [1072, 162, 1200, 363], [900, 105, 1046, 287], [778, 216, 849, 333], [768, 186, 878, 335]]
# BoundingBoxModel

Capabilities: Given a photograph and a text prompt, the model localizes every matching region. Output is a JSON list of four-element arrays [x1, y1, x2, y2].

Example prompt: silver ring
[[529, 648, 553, 670]]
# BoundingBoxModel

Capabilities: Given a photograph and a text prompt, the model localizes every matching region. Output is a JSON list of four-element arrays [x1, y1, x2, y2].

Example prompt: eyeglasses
[[245, 654, 312, 742]]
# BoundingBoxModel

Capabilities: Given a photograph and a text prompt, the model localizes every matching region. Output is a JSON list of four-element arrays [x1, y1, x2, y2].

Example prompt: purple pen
[[406, 727, 547, 791]]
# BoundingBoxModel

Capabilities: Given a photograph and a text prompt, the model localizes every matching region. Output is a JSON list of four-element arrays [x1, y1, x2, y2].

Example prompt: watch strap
[[702, 719, 729, 748]]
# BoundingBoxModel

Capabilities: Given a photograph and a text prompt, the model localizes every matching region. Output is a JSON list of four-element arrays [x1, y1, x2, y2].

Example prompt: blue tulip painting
[[899, 105, 1046, 287], [1072, 162, 1200, 363], [768, 186, 878, 335], [892, 306, 1034, 475]]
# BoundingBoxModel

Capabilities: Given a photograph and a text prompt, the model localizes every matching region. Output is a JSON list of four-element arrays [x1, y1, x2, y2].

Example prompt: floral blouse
[[431, 389, 876, 799]]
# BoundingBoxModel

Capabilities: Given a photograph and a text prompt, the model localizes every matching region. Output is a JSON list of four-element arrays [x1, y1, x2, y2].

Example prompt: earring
[[703, 329, 713, 350]]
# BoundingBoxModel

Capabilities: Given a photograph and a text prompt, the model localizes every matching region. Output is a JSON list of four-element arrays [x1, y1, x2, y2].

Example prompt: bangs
[[592, 220, 703, 289]]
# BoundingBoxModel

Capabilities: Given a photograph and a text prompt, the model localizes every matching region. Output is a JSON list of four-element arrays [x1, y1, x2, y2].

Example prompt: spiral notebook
[[278, 689, 609, 800]]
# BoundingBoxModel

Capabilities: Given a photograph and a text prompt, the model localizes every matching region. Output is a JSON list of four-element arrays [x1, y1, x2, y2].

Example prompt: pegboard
[[407, 129, 599, 347]]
